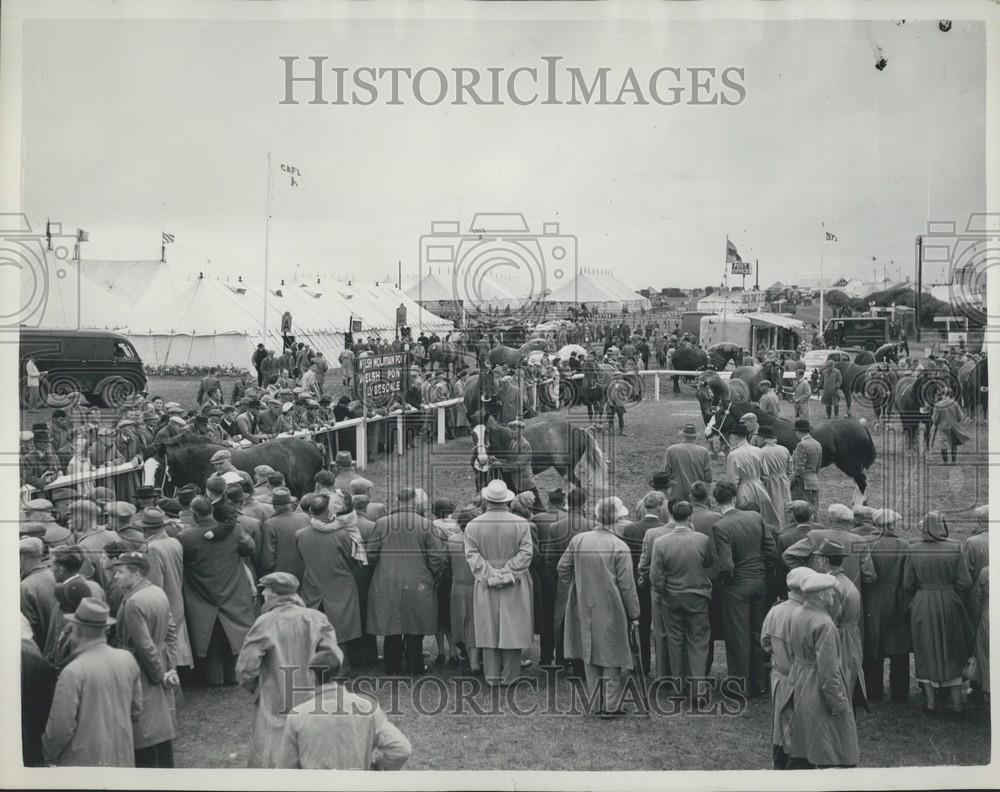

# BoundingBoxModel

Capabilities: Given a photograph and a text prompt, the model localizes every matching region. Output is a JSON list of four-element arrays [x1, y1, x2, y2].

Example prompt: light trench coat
[[558, 527, 640, 669], [761, 596, 802, 752], [464, 508, 534, 650], [235, 596, 339, 768]]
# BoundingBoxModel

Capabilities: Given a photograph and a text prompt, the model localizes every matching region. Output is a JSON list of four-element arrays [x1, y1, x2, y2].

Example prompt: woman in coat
[[903, 511, 973, 714], [448, 507, 481, 674], [464, 480, 534, 687], [558, 508, 640, 717], [786, 573, 859, 769], [296, 493, 363, 663]]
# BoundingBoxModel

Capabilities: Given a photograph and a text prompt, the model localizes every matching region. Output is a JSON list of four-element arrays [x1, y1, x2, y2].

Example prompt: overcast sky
[[20, 16, 986, 292]]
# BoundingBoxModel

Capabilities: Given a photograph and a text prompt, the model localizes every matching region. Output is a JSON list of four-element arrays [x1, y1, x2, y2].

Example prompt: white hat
[[800, 572, 837, 595], [786, 567, 813, 591], [827, 503, 854, 523], [596, 496, 629, 521], [872, 509, 901, 527], [481, 479, 515, 504]]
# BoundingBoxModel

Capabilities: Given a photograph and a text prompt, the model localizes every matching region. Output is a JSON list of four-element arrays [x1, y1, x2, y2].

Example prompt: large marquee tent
[[49, 259, 453, 368]]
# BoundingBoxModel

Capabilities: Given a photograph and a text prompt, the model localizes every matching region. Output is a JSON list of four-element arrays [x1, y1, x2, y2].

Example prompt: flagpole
[[264, 151, 272, 340], [819, 223, 825, 335], [723, 235, 729, 321]]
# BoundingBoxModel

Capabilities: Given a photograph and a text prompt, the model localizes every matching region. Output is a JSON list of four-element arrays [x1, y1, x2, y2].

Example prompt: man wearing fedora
[[140, 507, 193, 669], [465, 480, 535, 687], [367, 488, 447, 676], [236, 399, 267, 444], [618, 491, 666, 674], [236, 572, 340, 768], [332, 451, 359, 494], [111, 551, 180, 767], [260, 487, 310, 580], [42, 597, 143, 767], [792, 369, 812, 419], [663, 423, 713, 502], [790, 419, 823, 512], [531, 488, 570, 669]]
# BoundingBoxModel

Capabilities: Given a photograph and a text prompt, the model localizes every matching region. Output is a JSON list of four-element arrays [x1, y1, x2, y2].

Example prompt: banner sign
[[731, 261, 751, 275], [357, 352, 409, 407]]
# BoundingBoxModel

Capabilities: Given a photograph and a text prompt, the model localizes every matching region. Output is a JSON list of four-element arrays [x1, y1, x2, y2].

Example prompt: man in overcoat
[[366, 488, 446, 675], [236, 572, 339, 768], [464, 480, 535, 687], [178, 495, 256, 686], [111, 551, 179, 767]]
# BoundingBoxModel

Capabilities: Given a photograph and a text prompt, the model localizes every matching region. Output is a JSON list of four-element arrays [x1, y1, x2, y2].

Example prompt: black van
[[822, 316, 889, 351], [20, 328, 147, 408]]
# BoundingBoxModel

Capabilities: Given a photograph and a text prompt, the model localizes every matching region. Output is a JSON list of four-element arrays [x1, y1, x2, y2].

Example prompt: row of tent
[[28, 259, 453, 368], [406, 269, 652, 314]]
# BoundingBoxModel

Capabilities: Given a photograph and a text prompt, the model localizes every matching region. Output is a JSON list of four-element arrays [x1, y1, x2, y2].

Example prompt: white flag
[[279, 162, 302, 187]]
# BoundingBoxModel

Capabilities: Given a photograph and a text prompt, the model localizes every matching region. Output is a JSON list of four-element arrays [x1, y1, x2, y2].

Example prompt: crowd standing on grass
[[18, 323, 991, 770]]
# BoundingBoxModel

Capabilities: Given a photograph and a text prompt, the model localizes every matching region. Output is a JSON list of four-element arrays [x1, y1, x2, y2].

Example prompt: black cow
[[707, 402, 877, 493]]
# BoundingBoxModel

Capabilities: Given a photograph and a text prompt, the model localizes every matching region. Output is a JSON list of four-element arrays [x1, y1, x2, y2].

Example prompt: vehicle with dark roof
[[20, 328, 147, 408]]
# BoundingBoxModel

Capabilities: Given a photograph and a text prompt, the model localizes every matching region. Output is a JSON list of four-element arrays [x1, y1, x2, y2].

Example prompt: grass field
[[147, 379, 991, 770]]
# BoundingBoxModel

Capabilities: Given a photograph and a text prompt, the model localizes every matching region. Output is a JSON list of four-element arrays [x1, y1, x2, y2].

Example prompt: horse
[[833, 361, 898, 423], [146, 433, 324, 497], [707, 342, 745, 371], [706, 402, 877, 493], [488, 344, 524, 369], [428, 339, 474, 373], [958, 355, 989, 420], [894, 370, 958, 450], [462, 371, 532, 427], [694, 371, 751, 424], [874, 343, 900, 364], [730, 365, 764, 401], [579, 363, 633, 434], [471, 416, 607, 490], [758, 358, 784, 391], [669, 345, 709, 393]]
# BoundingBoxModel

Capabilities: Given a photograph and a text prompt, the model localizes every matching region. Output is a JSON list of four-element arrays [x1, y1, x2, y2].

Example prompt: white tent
[[546, 271, 651, 313], [73, 259, 452, 368], [22, 259, 132, 331]]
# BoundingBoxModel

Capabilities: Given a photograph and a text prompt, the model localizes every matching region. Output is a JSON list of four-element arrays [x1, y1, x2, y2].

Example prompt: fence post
[[397, 413, 405, 455], [654, 373, 660, 401], [356, 420, 367, 471]]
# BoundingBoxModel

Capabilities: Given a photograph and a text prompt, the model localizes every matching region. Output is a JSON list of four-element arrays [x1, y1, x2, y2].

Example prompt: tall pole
[[915, 235, 923, 343], [398, 260, 402, 290], [263, 151, 272, 340], [819, 231, 825, 335]]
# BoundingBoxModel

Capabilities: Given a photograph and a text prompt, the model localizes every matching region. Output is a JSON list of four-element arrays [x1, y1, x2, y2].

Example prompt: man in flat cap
[[662, 424, 713, 503], [236, 399, 267, 444], [758, 380, 781, 418], [852, 504, 877, 537], [277, 647, 412, 771], [964, 504, 989, 603], [42, 598, 143, 767], [219, 404, 240, 440], [784, 573, 858, 769], [235, 572, 339, 768], [860, 509, 910, 703], [210, 448, 253, 488], [758, 426, 792, 530], [67, 499, 116, 586], [106, 501, 145, 551], [783, 504, 876, 592], [20, 536, 57, 651], [110, 551, 179, 767], [790, 419, 822, 511], [761, 566, 812, 768]]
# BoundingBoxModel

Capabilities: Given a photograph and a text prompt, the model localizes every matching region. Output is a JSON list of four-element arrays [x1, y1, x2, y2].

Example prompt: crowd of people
[[19, 394, 991, 770], [17, 318, 990, 772]]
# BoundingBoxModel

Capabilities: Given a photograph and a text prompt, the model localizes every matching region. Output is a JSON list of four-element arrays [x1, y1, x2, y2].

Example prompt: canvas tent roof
[[406, 271, 453, 302], [547, 271, 651, 310], [746, 312, 805, 331], [22, 261, 131, 331]]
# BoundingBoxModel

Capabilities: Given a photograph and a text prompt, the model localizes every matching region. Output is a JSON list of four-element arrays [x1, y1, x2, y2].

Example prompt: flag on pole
[[726, 239, 743, 263], [77, 229, 89, 242], [162, 232, 175, 244], [823, 225, 838, 242], [279, 162, 303, 187], [45, 219, 52, 250]]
